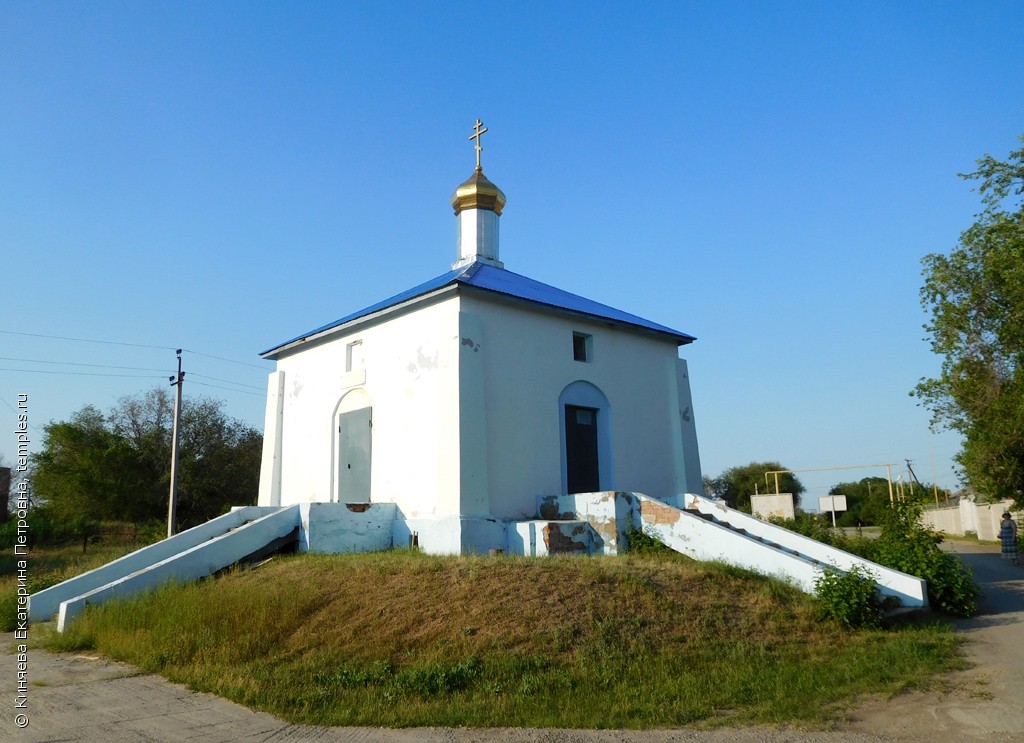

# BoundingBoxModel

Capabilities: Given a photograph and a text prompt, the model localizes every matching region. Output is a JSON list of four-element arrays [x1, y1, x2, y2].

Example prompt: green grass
[[39, 550, 966, 728], [0, 540, 147, 632]]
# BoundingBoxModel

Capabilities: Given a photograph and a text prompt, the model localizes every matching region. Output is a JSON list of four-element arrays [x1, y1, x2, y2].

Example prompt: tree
[[705, 461, 805, 512], [826, 476, 944, 527], [914, 135, 1024, 504], [32, 388, 261, 530]]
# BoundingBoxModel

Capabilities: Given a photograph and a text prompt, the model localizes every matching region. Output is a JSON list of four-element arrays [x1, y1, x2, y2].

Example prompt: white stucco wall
[[268, 295, 463, 518], [262, 287, 698, 523], [922, 499, 1020, 541], [461, 293, 690, 518]]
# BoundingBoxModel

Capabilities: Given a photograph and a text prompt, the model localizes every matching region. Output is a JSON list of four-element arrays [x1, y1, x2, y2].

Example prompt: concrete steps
[[508, 520, 592, 556]]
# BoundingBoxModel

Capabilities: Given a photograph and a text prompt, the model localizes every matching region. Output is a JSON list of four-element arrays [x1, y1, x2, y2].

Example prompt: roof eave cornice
[[260, 284, 460, 360]]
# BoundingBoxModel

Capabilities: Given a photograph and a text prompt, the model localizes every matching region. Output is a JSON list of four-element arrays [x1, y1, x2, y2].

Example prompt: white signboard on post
[[818, 495, 848, 527]]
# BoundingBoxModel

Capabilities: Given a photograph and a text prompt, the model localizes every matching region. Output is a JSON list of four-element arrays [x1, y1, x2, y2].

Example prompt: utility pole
[[167, 349, 185, 539], [905, 459, 931, 503]]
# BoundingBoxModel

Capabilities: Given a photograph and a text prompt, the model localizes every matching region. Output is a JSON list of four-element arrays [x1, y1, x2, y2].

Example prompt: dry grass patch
[[45, 550, 965, 728]]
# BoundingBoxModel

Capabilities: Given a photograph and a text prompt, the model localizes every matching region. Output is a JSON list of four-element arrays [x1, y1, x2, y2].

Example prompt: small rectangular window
[[346, 341, 364, 372], [572, 332, 592, 362]]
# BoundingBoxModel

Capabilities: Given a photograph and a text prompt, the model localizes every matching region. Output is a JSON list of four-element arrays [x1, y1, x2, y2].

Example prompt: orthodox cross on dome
[[468, 118, 488, 171]]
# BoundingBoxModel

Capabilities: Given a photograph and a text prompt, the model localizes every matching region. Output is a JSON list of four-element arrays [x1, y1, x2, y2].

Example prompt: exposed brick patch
[[641, 500, 681, 525]]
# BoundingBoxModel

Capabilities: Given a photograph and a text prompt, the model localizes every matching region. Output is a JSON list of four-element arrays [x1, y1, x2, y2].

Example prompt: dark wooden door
[[565, 404, 599, 493]]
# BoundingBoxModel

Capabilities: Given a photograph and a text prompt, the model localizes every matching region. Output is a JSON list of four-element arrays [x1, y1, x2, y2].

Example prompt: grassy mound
[[46, 550, 963, 728]]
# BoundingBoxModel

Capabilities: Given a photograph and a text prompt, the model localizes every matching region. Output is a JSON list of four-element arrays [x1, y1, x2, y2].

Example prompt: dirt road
[[846, 541, 1024, 740], [3, 541, 1022, 742]]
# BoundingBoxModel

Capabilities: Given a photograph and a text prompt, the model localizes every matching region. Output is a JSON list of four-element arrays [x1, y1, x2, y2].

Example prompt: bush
[[776, 501, 979, 617], [0, 508, 83, 549], [866, 500, 979, 617], [769, 512, 849, 548], [814, 566, 884, 628], [622, 524, 670, 555]]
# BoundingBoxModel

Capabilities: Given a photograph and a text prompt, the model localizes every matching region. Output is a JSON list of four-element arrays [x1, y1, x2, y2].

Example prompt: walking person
[[999, 511, 1018, 566]]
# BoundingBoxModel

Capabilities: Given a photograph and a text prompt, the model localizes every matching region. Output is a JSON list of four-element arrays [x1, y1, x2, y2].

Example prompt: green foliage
[[623, 524, 670, 554], [705, 461, 806, 512], [0, 507, 68, 549], [871, 500, 979, 616], [829, 477, 895, 527], [31, 388, 261, 530], [915, 135, 1024, 504], [814, 566, 884, 628], [776, 500, 979, 617], [314, 658, 483, 697], [768, 512, 856, 550]]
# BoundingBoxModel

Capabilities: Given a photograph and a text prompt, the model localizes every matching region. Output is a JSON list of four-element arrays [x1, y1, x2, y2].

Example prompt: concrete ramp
[[646, 493, 927, 608], [30, 506, 300, 632], [535, 492, 927, 609]]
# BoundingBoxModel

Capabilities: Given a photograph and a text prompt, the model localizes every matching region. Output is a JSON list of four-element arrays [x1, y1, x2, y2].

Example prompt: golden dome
[[451, 168, 506, 216]]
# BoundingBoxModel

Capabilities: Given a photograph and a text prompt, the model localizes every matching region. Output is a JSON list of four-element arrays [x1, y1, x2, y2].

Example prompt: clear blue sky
[[2, 1, 1022, 506]]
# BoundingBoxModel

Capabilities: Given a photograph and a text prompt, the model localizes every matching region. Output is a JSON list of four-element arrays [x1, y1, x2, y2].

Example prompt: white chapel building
[[256, 123, 703, 553], [34, 127, 929, 630]]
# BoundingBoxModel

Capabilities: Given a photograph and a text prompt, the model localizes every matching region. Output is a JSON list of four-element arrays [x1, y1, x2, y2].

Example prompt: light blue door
[[339, 407, 371, 502]]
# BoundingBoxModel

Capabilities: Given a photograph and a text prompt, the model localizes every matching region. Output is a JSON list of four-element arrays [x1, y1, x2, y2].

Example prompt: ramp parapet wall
[[535, 492, 927, 608], [635, 494, 824, 594], [679, 493, 927, 608], [56, 506, 300, 632], [30, 505, 281, 623]]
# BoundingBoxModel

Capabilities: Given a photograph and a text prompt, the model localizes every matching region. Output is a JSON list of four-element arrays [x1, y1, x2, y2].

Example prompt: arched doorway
[[558, 381, 612, 494], [333, 389, 372, 503]]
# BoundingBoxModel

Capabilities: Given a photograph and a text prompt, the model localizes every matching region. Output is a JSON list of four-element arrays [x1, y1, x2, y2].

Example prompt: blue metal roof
[[261, 261, 695, 358]]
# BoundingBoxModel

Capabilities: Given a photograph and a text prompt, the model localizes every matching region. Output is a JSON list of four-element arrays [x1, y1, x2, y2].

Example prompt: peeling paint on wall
[[417, 345, 439, 369], [542, 521, 591, 554], [538, 496, 575, 521], [300, 502, 396, 554]]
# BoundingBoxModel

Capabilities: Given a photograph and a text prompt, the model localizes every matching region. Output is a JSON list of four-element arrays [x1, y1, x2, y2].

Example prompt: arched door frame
[[558, 381, 613, 494], [331, 388, 373, 503]]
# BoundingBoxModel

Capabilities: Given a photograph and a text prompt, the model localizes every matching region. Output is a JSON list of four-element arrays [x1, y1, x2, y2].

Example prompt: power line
[[0, 329, 272, 371], [0, 356, 170, 372], [0, 368, 166, 379], [0, 329, 176, 351], [189, 380, 266, 397], [0, 357, 265, 390], [185, 349, 270, 370], [0, 394, 43, 434], [1, 356, 265, 393], [189, 373, 265, 391]]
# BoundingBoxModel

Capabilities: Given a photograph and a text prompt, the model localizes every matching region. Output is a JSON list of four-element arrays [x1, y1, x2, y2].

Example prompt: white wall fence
[[921, 499, 1022, 541]]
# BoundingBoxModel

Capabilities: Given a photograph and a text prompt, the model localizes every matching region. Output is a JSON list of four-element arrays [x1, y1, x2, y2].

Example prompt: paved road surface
[[3, 541, 1023, 742]]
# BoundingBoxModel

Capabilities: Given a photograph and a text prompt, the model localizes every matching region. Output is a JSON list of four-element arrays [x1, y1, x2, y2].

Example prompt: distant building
[[257, 123, 703, 552]]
